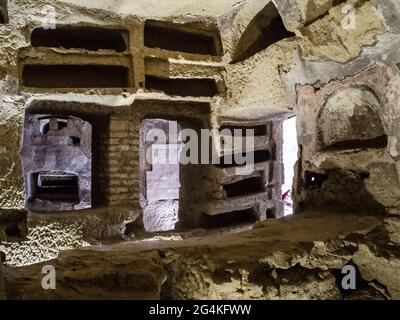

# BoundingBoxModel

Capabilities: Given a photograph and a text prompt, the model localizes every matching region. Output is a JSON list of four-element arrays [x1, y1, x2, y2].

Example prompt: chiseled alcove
[[318, 87, 387, 150], [21, 114, 92, 212]]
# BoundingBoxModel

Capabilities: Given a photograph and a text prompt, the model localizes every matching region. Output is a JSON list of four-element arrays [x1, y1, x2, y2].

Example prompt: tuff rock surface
[[1, 0, 400, 301], [2, 210, 399, 300]]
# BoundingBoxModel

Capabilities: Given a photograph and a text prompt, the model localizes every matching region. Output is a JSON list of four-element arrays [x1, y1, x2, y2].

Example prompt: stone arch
[[318, 87, 387, 150]]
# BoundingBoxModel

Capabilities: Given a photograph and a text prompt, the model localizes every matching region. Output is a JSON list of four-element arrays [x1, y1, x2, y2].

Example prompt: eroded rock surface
[[2, 211, 399, 300], [2, 250, 166, 299], [1, 0, 400, 301]]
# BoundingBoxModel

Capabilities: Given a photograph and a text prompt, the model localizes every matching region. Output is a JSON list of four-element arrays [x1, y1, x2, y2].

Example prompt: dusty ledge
[[3, 210, 399, 300]]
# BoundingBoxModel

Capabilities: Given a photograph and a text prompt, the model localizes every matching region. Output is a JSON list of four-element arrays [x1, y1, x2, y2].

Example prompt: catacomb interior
[[22, 65, 131, 88], [1, 0, 400, 301]]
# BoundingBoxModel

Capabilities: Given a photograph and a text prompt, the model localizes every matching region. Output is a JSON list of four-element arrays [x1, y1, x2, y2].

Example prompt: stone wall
[[1, 0, 398, 278], [0, 0, 228, 241], [284, 0, 400, 214]]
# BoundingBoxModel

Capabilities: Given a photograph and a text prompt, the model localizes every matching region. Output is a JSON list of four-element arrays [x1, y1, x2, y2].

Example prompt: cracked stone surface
[[2, 210, 399, 300]]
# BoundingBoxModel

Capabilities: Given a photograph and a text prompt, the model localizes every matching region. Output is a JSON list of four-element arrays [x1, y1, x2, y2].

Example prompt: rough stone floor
[[2, 209, 398, 300]]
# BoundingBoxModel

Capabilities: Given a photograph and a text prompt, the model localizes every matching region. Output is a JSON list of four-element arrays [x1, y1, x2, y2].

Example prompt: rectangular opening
[[22, 65, 130, 88], [24, 110, 109, 209], [145, 76, 218, 97], [70, 136, 81, 146], [219, 125, 267, 136], [201, 208, 257, 229], [0, 0, 8, 24], [282, 116, 298, 216], [144, 20, 222, 56], [223, 176, 265, 197], [31, 27, 128, 52], [215, 149, 271, 168], [34, 172, 79, 202], [323, 135, 388, 151]]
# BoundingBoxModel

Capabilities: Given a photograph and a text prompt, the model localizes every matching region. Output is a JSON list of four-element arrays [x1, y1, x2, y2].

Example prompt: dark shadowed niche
[[0, 0, 8, 24], [231, 1, 295, 63]]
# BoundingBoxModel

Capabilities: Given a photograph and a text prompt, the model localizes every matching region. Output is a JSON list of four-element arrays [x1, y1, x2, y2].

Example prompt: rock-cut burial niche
[[200, 208, 258, 229], [21, 114, 92, 212], [318, 87, 387, 150], [231, 1, 295, 63], [0, 0, 8, 24], [223, 176, 266, 197], [215, 150, 271, 168], [145, 76, 219, 97], [31, 26, 129, 52], [144, 20, 223, 56], [22, 65, 130, 89]]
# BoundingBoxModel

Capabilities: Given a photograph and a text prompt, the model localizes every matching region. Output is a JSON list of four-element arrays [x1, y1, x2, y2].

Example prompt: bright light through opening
[[282, 116, 298, 216]]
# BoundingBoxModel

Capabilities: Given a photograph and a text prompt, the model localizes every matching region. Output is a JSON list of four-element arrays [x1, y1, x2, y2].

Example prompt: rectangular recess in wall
[[215, 149, 271, 168], [31, 27, 129, 52], [201, 208, 257, 229], [22, 64, 130, 88], [0, 0, 8, 23], [144, 20, 222, 56], [223, 176, 265, 197], [219, 125, 267, 136], [34, 172, 79, 202], [145, 75, 218, 97]]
